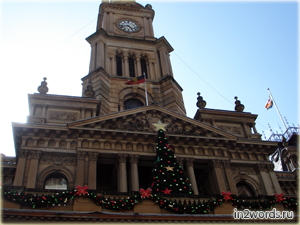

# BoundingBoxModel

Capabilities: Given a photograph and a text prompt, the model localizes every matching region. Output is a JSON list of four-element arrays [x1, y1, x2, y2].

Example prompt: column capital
[[185, 158, 195, 167], [29, 150, 42, 159], [129, 154, 139, 164], [209, 159, 223, 169], [118, 154, 128, 163], [18, 149, 29, 158], [77, 151, 86, 160], [266, 163, 275, 172], [87, 152, 98, 161], [222, 160, 231, 169], [255, 164, 268, 173]]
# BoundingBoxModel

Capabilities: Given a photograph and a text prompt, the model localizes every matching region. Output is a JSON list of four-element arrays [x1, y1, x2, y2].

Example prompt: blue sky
[[0, 0, 298, 157]]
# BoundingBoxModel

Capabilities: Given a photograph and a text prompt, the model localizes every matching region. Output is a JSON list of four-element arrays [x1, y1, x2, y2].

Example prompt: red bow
[[140, 188, 152, 198], [222, 191, 233, 201], [275, 193, 285, 202], [166, 144, 172, 151], [75, 185, 89, 196]]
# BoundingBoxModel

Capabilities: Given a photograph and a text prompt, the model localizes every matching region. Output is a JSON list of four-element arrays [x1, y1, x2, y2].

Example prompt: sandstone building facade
[[2, 0, 298, 222]]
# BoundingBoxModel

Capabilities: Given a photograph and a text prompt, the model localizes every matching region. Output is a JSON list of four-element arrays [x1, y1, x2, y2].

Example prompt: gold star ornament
[[165, 166, 174, 171], [153, 120, 168, 131]]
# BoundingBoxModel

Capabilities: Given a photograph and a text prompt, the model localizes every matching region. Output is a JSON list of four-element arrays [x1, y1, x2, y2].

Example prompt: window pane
[[116, 56, 122, 76], [140, 58, 147, 78], [129, 57, 135, 77], [45, 176, 67, 190]]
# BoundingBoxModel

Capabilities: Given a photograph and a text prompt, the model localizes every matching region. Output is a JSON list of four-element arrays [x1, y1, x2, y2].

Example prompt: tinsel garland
[[2, 189, 297, 214]]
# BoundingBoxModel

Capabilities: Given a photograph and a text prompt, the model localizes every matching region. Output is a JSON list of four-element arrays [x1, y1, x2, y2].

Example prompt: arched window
[[44, 173, 68, 190], [236, 182, 255, 197], [140, 58, 148, 78], [116, 55, 122, 76], [128, 57, 135, 77], [124, 98, 143, 110]]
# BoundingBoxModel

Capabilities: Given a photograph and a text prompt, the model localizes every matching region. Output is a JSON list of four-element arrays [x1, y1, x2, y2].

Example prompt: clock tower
[[82, 0, 186, 116]]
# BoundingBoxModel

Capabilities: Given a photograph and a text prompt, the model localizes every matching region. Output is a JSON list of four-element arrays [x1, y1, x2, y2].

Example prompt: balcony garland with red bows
[[2, 188, 297, 214]]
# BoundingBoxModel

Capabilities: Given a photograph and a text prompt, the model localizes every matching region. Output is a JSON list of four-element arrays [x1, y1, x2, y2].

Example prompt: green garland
[[2, 189, 297, 214]]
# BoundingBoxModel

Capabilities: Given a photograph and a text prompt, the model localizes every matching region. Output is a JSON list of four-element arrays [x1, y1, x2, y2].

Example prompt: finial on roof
[[37, 77, 48, 94], [234, 96, 244, 112], [196, 92, 206, 109]]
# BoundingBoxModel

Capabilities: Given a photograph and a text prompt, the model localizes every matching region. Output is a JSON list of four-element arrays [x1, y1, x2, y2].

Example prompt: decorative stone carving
[[266, 164, 274, 172], [40, 156, 76, 165], [27, 118, 45, 124], [30, 150, 42, 159], [118, 154, 128, 163], [88, 152, 98, 161], [217, 125, 242, 135], [129, 155, 139, 164], [255, 164, 269, 173], [18, 150, 29, 158], [231, 166, 256, 175], [185, 158, 195, 167], [77, 152, 86, 160], [49, 111, 78, 121], [37, 77, 48, 94], [98, 113, 206, 136], [209, 160, 223, 168], [222, 160, 231, 169]]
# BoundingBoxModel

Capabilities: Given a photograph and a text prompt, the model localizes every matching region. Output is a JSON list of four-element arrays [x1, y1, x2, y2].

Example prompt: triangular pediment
[[68, 106, 237, 141]]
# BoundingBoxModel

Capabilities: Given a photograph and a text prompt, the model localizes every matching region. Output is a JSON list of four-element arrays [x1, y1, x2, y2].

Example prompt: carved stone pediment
[[68, 105, 237, 140]]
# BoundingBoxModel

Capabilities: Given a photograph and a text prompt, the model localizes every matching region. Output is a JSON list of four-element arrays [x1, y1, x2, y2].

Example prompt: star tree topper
[[153, 120, 168, 131]]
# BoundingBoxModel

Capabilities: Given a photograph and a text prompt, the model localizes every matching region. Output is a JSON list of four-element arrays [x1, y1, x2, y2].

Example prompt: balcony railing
[[268, 126, 299, 142]]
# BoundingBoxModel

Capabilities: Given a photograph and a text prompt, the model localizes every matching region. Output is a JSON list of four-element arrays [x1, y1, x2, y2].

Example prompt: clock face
[[118, 20, 139, 32]]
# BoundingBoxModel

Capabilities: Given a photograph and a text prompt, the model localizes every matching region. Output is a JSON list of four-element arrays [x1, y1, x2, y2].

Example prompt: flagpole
[[144, 73, 148, 106], [267, 88, 288, 131]]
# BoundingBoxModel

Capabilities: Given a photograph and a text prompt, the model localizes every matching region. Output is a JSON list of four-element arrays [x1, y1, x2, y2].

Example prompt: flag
[[265, 97, 273, 110], [125, 75, 145, 85]]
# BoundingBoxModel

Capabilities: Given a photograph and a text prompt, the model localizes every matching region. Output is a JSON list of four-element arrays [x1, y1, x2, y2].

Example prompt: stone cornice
[[100, 2, 154, 19], [28, 93, 99, 104]]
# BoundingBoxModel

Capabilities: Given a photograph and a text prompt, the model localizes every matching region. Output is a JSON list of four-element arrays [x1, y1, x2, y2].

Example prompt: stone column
[[97, 41, 104, 69], [89, 43, 97, 72], [87, 152, 98, 190], [26, 150, 42, 189], [118, 154, 128, 193], [92, 109, 96, 117], [112, 57, 116, 76], [124, 55, 129, 77], [267, 164, 282, 194], [29, 105, 35, 116], [13, 150, 28, 186], [149, 60, 155, 79], [136, 57, 142, 76], [255, 164, 274, 195], [149, 18, 154, 37], [129, 155, 140, 192], [41, 105, 47, 117], [185, 158, 199, 195], [80, 108, 85, 119], [75, 152, 86, 187], [209, 160, 227, 194], [143, 17, 150, 36], [158, 49, 169, 76], [222, 160, 238, 195]]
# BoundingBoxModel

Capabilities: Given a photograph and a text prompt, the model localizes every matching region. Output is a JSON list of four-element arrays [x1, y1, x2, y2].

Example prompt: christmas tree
[[149, 120, 194, 196]]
